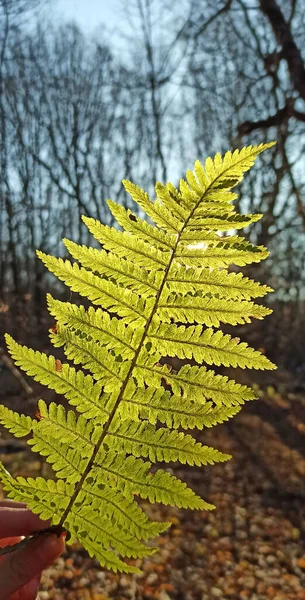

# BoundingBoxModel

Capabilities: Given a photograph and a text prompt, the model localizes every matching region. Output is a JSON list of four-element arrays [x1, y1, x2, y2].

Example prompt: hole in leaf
[[79, 530, 87, 538]]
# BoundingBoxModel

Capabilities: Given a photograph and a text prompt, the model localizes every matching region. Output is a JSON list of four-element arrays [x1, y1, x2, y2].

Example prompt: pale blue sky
[[54, 0, 119, 32]]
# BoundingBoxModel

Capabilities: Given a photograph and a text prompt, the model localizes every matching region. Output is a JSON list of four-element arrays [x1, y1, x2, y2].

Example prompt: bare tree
[[177, 0, 305, 368], [1, 0, 304, 368], [1, 20, 157, 317], [0, 0, 48, 301]]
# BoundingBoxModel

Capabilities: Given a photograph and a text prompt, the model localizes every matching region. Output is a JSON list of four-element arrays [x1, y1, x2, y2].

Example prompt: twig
[[0, 524, 65, 557], [193, 0, 233, 39], [238, 104, 305, 135], [0, 348, 33, 397]]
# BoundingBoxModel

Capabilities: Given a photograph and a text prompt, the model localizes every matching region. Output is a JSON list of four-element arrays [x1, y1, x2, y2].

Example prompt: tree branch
[[193, 0, 233, 40], [238, 105, 289, 135], [238, 103, 305, 135], [259, 0, 305, 102]]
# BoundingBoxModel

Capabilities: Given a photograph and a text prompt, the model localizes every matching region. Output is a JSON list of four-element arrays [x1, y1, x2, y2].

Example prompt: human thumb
[[0, 532, 65, 599]]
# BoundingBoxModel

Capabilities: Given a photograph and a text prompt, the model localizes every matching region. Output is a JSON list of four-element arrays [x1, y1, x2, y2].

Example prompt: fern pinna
[[0, 144, 276, 573]]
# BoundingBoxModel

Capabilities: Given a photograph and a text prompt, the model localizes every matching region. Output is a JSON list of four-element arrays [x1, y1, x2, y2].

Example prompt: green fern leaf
[[47, 295, 141, 360], [155, 181, 234, 219], [28, 429, 87, 484], [186, 212, 263, 231], [107, 417, 230, 466], [192, 144, 274, 193], [75, 538, 141, 574], [175, 240, 269, 268], [135, 361, 255, 405], [80, 482, 169, 541], [0, 144, 276, 572], [119, 383, 241, 429], [65, 505, 153, 560], [122, 181, 182, 232], [92, 452, 212, 509], [37, 253, 148, 325], [148, 322, 275, 369], [0, 464, 73, 523], [157, 292, 272, 327], [82, 217, 170, 270], [107, 200, 177, 251], [0, 405, 34, 437], [167, 265, 272, 300], [63, 239, 161, 297], [51, 326, 131, 390], [5, 335, 109, 420]]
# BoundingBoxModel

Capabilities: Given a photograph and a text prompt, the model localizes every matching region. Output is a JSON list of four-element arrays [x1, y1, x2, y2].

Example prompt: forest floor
[[1, 361, 305, 600]]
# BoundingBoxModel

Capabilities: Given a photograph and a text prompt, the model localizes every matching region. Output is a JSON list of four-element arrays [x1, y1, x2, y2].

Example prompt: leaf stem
[[57, 202, 199, 529]]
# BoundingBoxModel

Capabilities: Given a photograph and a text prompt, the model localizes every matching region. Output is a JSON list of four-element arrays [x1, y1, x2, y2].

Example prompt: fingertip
[[38, 531, 66, 564]]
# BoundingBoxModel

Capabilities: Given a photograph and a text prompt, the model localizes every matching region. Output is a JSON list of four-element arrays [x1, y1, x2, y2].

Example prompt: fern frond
[[191, 144, 275, 195], [0, 421, 165, 552], [148, 322, 275, 369], [107, 200, 177, 251], [119, 383, 241, 429], [157, 292, 272, 327], [64, 503, 153, 559], [155, 182, 233, 218], [167, 266, 272, 300], [186, 212, 263, 231], [0, 464, 72, 523], [82, 217, 170, 270], [0, 144, 276, 572], [5, 335, 108, 420], [0, 405, 34, 437], [47, 295, 141, 360], [28, 428, 87, 483], [0, 405, 89, 483], [179, 231, 256, 244], [122, 181, 183, 233], [93, 452, 213, 510], [75, 537, 141, 574], [175, 241, 268, 268], [68, 502, 154, 559], [81, 481, 169, 541], [37, 253, 148, 325], [179, 178, 238, 206], [37, 400, 95, 447], [136, 362, 255, 406], [28, 401, 209, 511], [106, 417, 230, 466], [0, 464, 147, 572], [63, 239, 161, 297], [51, 326, 130, 390]]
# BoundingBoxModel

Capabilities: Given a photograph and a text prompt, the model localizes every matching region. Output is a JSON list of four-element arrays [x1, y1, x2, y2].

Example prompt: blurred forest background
[[0, 0, 304, 375], [1, 2, 305, 598]]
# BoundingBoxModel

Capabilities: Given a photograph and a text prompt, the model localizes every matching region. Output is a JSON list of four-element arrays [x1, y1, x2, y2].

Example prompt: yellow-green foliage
[[0, 144, 276, 572]]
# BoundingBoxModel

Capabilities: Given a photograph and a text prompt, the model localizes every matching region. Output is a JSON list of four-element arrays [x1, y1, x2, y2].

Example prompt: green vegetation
[[0, 144, 275, 572]]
